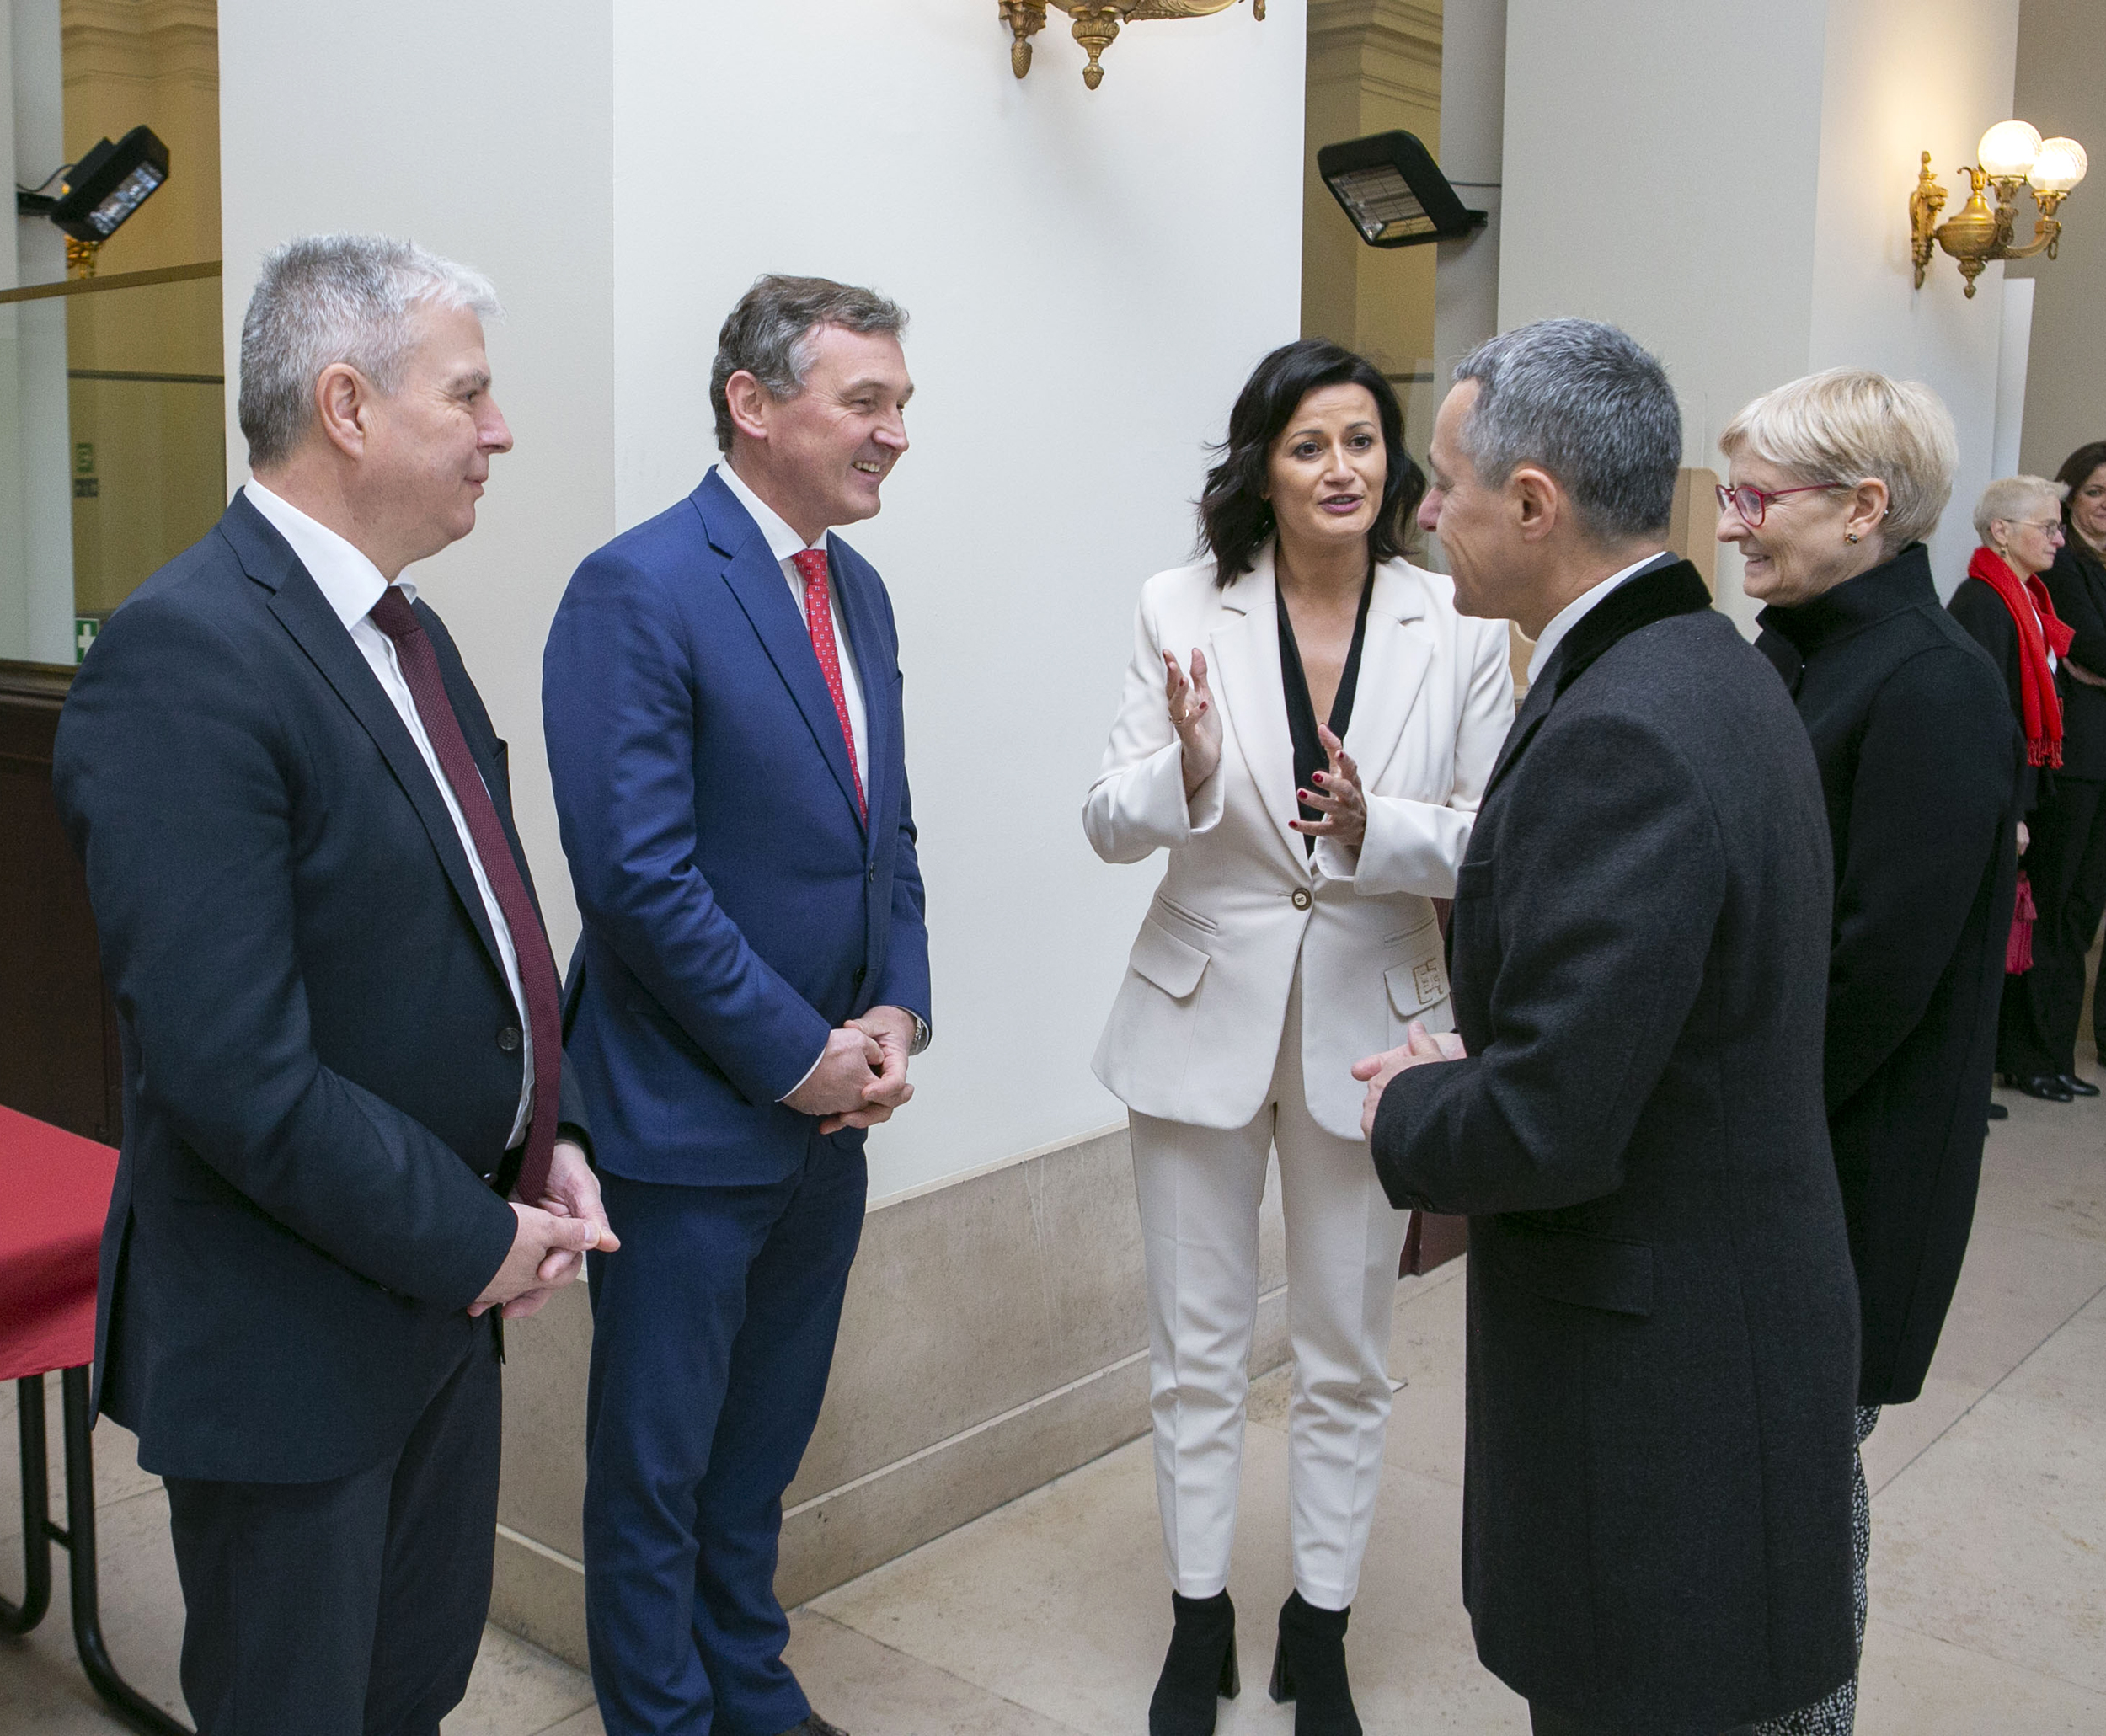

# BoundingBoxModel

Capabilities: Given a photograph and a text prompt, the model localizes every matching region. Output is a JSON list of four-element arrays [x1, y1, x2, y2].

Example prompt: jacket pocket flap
[[1131, 916, 1209, 1001], [1386, 955, 1450, 1013], [1481, 1219, 1654, 1317]]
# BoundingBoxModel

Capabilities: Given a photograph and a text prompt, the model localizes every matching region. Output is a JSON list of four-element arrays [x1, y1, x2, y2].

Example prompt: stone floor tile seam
[[1867, 1273, 2106, 1498], [788, 1611, 1098, 1736], [1862, 1606, 2106, 1701]]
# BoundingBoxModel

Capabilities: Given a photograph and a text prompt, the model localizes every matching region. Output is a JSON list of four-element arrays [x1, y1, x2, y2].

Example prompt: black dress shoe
[[1150, 1590, 1239, 1735], [776, 1717, 849, 1736], [2002, 1072, 2076, 1101], [2058, 1073, 2100, 1098], [1268, 1591, 1362, 1734], [1987, 1101, 2009, 1120]]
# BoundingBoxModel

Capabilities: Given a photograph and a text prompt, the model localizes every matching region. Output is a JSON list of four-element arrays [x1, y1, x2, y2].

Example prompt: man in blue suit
[[544, 275, 933, 1736]]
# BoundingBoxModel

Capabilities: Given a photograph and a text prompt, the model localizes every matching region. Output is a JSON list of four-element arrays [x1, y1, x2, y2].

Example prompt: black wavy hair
[[2055, 440, 2106, 526], [1197, 339, 1424, 586]]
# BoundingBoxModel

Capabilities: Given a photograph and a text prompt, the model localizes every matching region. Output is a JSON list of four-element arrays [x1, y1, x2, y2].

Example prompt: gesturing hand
[[1351, 1022, 1467, 1141], [1294, 724, 1367, 848], [1164, 649, 1223, 798]]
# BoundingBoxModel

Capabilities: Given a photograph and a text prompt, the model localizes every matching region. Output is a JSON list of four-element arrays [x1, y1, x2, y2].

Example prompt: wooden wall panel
[[0, 663, 120, 1143]]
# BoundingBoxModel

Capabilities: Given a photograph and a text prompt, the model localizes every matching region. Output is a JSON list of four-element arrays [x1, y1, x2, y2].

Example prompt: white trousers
[[1130, 977, 1410, 1611]]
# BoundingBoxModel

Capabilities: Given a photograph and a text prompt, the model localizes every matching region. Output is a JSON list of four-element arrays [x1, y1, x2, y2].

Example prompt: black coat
[[2040, 535, 2106, 781], [1371, 562, 1859, 1733], [1756, 546, 2018, 1407], [52, 495, 588, 1483], [1948, 572, 2049, 812]]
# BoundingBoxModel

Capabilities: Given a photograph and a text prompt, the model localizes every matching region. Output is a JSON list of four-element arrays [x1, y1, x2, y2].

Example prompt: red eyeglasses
[[1714, 481, 1847, 528]]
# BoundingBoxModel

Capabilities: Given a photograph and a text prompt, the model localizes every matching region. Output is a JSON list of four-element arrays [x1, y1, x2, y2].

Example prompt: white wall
[[1499, 0, 2018, 625], [218, 0, 618, 1022], [220, 1, 1307, 1198]]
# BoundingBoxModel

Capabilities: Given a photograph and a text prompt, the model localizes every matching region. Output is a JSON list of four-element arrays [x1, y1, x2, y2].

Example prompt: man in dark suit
[[1352, 320, 1861, 1736], [53, 235, 613, 1736], [543, 275, 932, 1736]]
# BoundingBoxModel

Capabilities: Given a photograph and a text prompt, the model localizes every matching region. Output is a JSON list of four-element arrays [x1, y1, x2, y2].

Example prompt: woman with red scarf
[[1949, 473, 2082, 1102]]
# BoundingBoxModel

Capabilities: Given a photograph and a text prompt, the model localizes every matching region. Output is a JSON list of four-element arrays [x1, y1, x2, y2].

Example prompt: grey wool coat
[[1370, 559, 1862, 1735]]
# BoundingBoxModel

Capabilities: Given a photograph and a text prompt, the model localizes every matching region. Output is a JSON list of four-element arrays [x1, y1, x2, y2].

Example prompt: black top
[[1948, 571, 2048, 813], [1370, 559, 1862, 1728], [2042, 533, 2106, 780], [1756, 542, 2018, 1405], [1277, 569, 1374, 852]]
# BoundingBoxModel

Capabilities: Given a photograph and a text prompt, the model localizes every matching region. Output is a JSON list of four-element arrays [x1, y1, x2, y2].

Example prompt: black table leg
[[2, 1374, 53, 1633], [57, 1365, 191, 1733]]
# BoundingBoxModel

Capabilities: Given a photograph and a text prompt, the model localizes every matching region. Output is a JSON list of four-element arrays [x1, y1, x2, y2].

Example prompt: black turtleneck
[[1755, 540, 2022, 1404]]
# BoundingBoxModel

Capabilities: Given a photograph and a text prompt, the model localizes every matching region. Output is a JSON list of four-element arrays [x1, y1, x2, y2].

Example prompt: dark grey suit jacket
[[1371, 560, 1860, 1733]]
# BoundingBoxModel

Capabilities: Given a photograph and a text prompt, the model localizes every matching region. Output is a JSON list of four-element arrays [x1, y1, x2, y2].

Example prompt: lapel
[[1206, 547, 1304, 867], [220, 494, 506, 974], [828, 536, 888, 850], [1339, 559, 1435, 791], [1481, 555, 1711, 804], [692, 471, 867, 834]]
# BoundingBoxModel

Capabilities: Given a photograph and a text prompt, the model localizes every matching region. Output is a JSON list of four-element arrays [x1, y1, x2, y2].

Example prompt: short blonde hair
[[1973, 474, 2068, 544], [1719, 368, 1958, 553]]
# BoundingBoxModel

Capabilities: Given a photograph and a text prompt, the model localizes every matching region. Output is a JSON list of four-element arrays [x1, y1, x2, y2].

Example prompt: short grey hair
[[710, 273, 908, 453], [1721, 369, 1958, 554], [1974, 474, 2068, 545], [238, 234, 501, 470], [1452, 318, 1681, 541]]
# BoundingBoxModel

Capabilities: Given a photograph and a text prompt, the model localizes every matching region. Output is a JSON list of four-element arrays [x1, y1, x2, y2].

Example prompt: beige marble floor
[[3, 1069, 2100, 1734]]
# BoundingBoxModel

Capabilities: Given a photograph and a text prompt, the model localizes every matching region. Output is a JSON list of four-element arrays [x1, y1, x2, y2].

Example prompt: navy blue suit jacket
[[543, 469, 931, 1186], [52, 494, 585, 1483]]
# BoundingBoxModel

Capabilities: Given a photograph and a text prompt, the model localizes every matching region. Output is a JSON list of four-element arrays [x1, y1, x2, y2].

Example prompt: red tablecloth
[[0, 1104, 119, 1383]]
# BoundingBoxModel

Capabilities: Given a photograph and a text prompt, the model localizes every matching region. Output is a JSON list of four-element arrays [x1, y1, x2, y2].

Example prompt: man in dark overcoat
[[1354, 320, 1861, 1736]]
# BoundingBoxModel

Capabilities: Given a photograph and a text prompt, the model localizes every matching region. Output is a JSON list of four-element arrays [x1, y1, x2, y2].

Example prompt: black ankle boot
[[1149, 1590, 1239, 1736], [1268, 1590, 1362, 1735]]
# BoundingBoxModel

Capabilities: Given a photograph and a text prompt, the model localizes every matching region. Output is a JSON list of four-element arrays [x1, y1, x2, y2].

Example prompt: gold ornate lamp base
[[1002, 0, 1263, 89], [1911, 150, 2068, 299]]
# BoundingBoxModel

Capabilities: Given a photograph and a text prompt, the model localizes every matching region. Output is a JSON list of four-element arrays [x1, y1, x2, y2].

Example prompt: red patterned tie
[[792, 546, 865, 818], [369, 585, 564, 1203]]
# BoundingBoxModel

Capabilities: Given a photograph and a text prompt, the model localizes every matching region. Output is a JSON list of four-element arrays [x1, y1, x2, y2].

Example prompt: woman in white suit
[[1086, 339, 1512, 1736]]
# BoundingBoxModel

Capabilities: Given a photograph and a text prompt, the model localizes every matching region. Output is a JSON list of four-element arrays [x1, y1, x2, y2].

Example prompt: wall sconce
[[1318, 131, 1487, 248], [999, 1, 1264, 91], [1911, 122, 2087, 298]]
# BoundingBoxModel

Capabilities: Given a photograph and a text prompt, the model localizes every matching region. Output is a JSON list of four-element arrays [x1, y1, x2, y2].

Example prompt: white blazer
[[1085, 547, 1514, 1140]]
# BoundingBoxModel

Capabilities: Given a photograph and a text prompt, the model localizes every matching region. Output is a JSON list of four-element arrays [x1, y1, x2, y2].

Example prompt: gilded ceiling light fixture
[[1911, 121, 2087, 298], [999, 1, 1264, 90]]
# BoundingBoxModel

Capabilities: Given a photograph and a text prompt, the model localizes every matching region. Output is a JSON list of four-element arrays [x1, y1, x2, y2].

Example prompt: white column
[[5, 0, 76, 665], [1429, 0, 1504, 383]]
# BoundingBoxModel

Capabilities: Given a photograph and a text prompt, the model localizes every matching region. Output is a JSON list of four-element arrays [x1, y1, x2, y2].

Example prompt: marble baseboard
[[489, 1118, 1290, 1669]]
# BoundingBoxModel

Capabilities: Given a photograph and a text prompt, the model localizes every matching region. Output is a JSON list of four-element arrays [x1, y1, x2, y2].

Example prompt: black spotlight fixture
[[1317, 130, 1485, 248], [15, 125, 170, 257]]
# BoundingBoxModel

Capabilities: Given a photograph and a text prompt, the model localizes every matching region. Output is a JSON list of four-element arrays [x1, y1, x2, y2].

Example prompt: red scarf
[[1969, 545, 2073, 767]]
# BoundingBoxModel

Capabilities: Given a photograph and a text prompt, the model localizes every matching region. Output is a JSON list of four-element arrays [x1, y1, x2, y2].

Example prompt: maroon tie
[[370, 585, 563, 1202], [791, 547, 865, 818]]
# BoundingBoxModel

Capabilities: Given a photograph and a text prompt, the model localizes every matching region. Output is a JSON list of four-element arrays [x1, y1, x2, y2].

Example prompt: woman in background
[[1950, 473, 2080, 1102], [2028, 442, 2106, 1088], [1720, 368, 2018, 1736], [1084, 339, 1510, 1736]]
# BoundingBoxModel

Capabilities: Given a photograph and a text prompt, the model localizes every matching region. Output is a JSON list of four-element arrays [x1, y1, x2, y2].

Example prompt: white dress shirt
[[243, 480, 534, 1148], [714, 461, 867, 788], [1526, 550, 1676, 688]]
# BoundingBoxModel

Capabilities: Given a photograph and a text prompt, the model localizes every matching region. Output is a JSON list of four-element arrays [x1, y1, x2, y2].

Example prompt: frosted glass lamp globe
[[2028, 137, 2088, 195], [1978, 120, 2043, 179]]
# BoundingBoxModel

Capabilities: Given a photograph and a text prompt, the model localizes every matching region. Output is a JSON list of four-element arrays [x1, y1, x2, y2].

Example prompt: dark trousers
[[1530, 1707, 1757, 1736], [583, 1145, 866, 1736], [2023, 774, 2106, 1072], [163, 1328, 501, 1736]]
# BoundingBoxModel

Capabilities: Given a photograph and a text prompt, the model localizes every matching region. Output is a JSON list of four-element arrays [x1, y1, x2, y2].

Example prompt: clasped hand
[[1352, 1021, 1467, 1140], [783, 1006, 917, 1134], [471, 1137, 620, 1322]]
